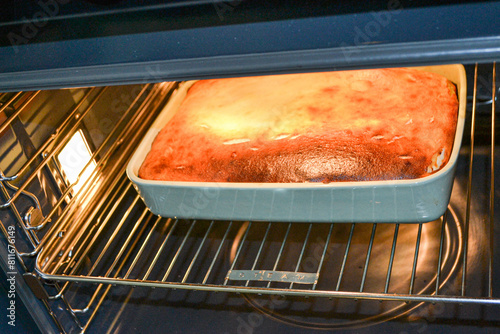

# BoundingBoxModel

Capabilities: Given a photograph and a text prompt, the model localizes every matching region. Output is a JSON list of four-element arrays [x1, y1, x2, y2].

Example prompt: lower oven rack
[[33, 205, 476, 303], [0, 63, 498, 333]]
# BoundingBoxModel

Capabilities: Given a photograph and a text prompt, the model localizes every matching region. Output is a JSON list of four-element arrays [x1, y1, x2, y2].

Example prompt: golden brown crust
[[138, 68, 458, 183]]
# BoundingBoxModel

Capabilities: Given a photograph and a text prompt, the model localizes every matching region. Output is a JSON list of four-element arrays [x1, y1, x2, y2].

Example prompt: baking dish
[[127, 64, 466, 223]]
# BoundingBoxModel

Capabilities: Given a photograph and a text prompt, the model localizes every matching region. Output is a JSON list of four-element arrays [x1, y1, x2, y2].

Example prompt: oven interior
[[0, 62, 498, 333]]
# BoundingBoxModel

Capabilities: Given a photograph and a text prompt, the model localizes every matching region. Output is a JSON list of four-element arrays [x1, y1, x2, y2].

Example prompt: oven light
[[57, 130, 96, 193]]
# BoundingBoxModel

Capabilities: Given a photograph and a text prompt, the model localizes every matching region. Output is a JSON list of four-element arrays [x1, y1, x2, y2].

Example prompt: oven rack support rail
[[0, 82, 175, 333], [0, 63, 498, 333]]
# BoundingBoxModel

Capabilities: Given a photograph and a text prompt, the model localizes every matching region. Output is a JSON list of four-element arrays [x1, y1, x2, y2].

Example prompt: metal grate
[[36, 192, 483, 303], [0, 63, 498, 333]]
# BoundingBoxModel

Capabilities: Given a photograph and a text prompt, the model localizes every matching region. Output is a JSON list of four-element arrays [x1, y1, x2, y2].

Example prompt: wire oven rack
[[0, 63, 498, 333]]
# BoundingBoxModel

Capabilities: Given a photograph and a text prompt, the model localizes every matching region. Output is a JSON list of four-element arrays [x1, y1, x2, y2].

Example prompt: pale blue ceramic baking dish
[[127, 64, 466, 223]]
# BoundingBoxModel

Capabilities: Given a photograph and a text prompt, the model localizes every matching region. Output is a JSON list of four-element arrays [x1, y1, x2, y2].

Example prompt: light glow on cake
[[195, 106, 313, 140]]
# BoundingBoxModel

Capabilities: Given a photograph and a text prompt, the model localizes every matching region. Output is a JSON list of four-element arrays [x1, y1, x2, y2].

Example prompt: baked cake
[[138, 68, 459, 183]]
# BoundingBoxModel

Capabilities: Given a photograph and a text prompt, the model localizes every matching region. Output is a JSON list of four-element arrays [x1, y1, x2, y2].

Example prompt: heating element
[[0, 63, 498, 333]]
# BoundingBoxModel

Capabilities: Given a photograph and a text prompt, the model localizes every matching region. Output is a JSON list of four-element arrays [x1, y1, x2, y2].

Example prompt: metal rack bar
[[435, 212, 448, 295], [462, 63, 479, 296], [360, 223, 377, 292], [42, 274, 500, 306], [336, 223, 355, 291], [409, 223, 423, 295], [489, 62, 496, 298], [384, 224, 399, 293]]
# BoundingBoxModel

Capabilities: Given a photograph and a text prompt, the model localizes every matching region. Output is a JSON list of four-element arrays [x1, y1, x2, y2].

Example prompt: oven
[[0, 1, 500, 333]]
